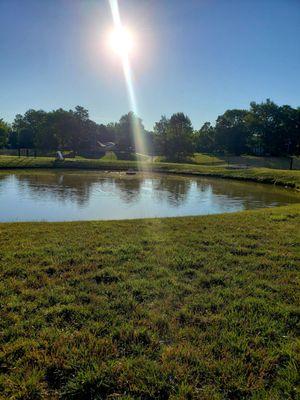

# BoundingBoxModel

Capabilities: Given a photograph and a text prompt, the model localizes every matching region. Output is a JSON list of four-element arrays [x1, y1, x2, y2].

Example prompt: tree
[[34, 113, 58, 150], [18, 128, 34, 148], [114, 112, 145, 152], [50, 109, 76, 151], [153, 115, 169, 155], [71, 106, 90, 151], [73, 105, 89, 122], [11, 106, 95, 152], [276, 105, 300, 156], [154, 113, 195, 161], [13, 109, 52, 149], [4, 100, 299, 158], [0, 119, 10, 148], [195, 122, 216, 153], [168, 113, 195, 160], [215, 109, 250, 155], [97, 123, 115, 143], [8, 131, 19, 148], [294, 108, 300, 155], [248, 99, 286, 156], [210, 100, 300, 156]]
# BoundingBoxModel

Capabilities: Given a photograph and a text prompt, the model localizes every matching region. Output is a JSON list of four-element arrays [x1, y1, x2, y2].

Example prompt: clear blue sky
[[0, 0, 299, 130]]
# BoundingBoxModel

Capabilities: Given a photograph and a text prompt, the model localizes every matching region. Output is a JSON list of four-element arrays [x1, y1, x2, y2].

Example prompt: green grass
[[1, 155, 300, 190], [0, 205, 299, 399], [154, 153, 223, 165], [191, 154, 300, 170], [191, 153, 225, 165], [99, 151, 118, 161], [155, 153, 300, 170], [1, 155, 299, 398]]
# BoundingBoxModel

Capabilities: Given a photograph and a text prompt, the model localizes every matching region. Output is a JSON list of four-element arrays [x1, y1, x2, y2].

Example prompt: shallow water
[[0, 170, 298, 222]]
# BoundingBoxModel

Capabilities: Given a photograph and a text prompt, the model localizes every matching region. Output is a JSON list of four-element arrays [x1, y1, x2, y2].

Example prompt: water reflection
[[12, 172, 96, 206], [0, 170, 298, 222], [113, 177, 143, 203], [151, 175, 192, 206]]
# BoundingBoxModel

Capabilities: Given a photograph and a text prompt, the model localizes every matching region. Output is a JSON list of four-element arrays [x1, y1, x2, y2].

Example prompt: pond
[[0, 170, 299, 222]]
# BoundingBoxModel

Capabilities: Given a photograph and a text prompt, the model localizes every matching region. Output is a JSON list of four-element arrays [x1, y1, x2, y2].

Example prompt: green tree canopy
[[0, 118, 10, 148], [113, 112, 145, 152], [3, 99, 300, 157], [195, 122, 215, 153], [154, 113, 195, 161], [215, 109, 250, 155]]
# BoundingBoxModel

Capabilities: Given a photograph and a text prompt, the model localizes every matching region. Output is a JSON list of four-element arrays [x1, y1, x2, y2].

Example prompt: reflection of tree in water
[[2, 171, 297, 214], [11, 172, 102, 206], [0, 174, 11, 186], [2, 172, 192, 207], [112, 174, 192, 206], [112, 176, 143, 203], [10, 172, 146, 206], [195, 180, 212, 194], [151, 175, 192, 206], [195, 178, 299, 209]]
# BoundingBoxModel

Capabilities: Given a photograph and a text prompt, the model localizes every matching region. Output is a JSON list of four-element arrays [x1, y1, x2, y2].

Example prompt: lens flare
[[109, 27, 134, 56], [108, 0, 147, 161]]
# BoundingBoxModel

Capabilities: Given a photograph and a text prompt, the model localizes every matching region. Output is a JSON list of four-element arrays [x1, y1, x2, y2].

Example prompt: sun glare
[[107, 0, 146, 160], [109, 27, 134, 56]]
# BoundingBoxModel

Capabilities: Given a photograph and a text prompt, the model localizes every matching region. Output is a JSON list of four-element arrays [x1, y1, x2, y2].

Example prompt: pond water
[[0, 170, 298, 222]]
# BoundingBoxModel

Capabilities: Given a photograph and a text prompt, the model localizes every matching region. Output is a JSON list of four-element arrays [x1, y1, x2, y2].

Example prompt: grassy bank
[[1, 155, 300, 190], [192, 153, 300, 170], [154, 153, 300, 170], [0, 205, 299, 399]]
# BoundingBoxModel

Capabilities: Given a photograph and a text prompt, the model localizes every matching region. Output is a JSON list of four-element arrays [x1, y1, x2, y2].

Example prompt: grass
[[154, 153, 224, 165], [1, 155, 300, 190], [154, 153, 300, 170], [1, 155, 300, 398], [99, 151, 118, 161], [192, 153, 225, 165], [191, 154, 300, 170], [0, 205, 299, 399]]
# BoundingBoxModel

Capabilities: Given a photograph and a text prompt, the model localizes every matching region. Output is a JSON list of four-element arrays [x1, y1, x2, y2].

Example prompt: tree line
[[1, 99, 299, 160], [196, 99, 300, 157]]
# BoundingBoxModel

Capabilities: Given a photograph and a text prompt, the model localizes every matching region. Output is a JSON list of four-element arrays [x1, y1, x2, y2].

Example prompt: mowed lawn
[[0, 206, 300, 399], [192, 154, 300, 170]]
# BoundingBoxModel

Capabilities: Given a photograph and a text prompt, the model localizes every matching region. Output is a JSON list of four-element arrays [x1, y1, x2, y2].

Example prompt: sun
[[108, 27, 135, 57]]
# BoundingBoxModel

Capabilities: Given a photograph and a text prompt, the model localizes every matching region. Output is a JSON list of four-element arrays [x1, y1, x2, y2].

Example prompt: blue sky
[[0, 0, 299, 130]]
